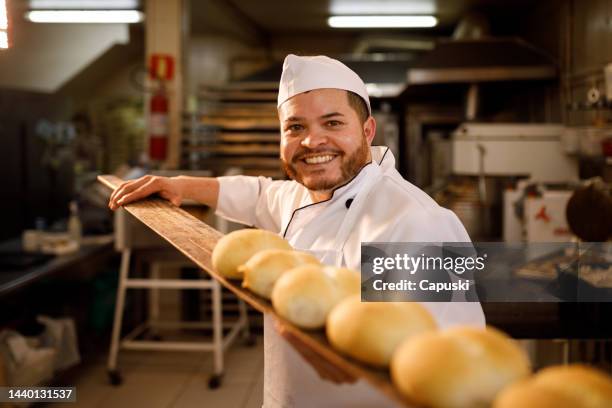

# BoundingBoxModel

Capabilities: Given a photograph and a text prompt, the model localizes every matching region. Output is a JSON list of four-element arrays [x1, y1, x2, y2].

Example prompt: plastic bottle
[[68, 201, 82, 245]]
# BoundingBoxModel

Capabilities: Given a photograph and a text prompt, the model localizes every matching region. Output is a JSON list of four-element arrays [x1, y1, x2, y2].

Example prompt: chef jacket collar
[[371, 145, 392, 169], [282, 146, 390, 238], [324, 146, 390, 203]]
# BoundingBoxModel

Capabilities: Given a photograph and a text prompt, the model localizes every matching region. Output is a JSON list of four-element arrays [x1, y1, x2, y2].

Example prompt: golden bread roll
[[391, 326, 531, 408], [240, 249, 320, 299], [212, 229, 292, 279], [271, 264, 359, 329], [493, 364, 612, 408], [322, 266, 361, 298], [326, 295, 437, 367]]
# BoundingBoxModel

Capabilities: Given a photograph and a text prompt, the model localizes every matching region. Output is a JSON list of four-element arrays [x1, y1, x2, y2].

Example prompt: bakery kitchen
[[372, 278, 471, 292]]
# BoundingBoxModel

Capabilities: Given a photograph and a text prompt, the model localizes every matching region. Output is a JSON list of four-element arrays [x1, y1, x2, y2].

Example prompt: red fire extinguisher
[[149, 83, 168, 161]]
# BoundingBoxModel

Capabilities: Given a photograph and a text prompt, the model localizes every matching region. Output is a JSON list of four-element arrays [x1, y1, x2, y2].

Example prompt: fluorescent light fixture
[[0, 0, 7, 30], [29, 0, 139, 9], [25, 10, 143, 23], [0, 30, 7, 49], [328, 15, 437, 28], [330, 0, 435, 15]]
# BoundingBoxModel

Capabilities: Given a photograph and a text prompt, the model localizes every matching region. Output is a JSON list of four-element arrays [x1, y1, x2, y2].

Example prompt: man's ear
[[363, 116, 377, 145]]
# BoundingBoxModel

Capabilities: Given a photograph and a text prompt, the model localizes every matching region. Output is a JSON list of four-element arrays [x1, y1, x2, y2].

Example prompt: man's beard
[[281, 136, 370, 191]]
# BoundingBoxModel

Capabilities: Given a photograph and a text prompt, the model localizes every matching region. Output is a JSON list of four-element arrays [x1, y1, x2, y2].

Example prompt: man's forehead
[[278, 88, 350, 119]]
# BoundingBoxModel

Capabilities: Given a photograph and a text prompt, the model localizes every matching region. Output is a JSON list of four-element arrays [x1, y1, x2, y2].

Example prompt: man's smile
[[300, 154, 339, 165]]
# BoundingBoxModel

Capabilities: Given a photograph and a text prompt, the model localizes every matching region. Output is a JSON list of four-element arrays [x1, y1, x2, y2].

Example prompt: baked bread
[[326, 295, 437, 367], [391, 326, 531, 408], [240, 249, 320, 299], [323, 266, 361, 299], [493, 364, 612, 408], [271, 265, 359, 329], [212, 229, 292, 279]]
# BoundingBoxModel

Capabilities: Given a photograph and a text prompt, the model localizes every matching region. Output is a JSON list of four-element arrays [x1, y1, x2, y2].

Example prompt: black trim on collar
[[378, 146, 390, 165], [282, 159, 373, 238]]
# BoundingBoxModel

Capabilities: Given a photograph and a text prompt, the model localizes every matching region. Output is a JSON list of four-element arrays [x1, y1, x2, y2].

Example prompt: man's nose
[[301, 129, 328, 148]]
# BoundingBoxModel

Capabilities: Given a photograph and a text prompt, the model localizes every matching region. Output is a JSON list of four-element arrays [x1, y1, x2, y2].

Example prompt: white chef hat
[[277, 54, 371, 114]]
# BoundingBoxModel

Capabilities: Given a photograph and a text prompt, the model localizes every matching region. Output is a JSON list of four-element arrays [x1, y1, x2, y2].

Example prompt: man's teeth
[[304, 155, 335, 164]]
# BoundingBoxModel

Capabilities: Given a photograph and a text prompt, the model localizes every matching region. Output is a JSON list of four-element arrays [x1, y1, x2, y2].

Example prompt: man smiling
[[280, 88, 373, 198], [109, 54, 485, 407]]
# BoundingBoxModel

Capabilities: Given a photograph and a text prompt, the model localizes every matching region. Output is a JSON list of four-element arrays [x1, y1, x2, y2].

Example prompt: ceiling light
[[0, 0, 7, 30], [29, 0, 139, 9], [330, 0, 435, 15], [25, 10, 143, 23], [0, 31, 7, 49], [328, 15, 437, 28]]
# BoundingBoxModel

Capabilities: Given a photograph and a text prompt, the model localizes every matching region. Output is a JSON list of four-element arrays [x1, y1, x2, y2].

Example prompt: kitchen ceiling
[[191, 0, 537, 35]]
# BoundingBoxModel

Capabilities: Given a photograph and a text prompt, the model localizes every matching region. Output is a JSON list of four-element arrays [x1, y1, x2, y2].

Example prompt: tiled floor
[[46, 335, 264, 408]]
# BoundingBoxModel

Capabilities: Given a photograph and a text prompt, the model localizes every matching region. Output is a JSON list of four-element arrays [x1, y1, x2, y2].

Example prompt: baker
[[108, 54, 485, 407]]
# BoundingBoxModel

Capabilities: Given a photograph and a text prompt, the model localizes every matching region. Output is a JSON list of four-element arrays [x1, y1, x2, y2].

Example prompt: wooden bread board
[[98, 174, 414, 407]]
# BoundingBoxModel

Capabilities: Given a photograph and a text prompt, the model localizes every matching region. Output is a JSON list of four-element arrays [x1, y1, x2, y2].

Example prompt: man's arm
[[108, 175, 219, 210], [174, 175, 219, 207], [109, 173, 284, 233]]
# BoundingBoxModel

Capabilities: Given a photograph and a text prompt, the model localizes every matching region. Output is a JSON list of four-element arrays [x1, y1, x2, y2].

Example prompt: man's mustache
[[292, 147, 344, 163]]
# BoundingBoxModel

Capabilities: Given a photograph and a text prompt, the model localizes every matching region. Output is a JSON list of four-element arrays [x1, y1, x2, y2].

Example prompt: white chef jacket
[[216, 146, 486, 408]]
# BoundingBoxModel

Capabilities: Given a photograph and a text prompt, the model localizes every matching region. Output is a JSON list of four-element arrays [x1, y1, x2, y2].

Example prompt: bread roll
[[493, 364, 612, 408], [240, 249, 320, 299], [320, 266, 359, 297], [391, 326, 531, 408], [271, 265, 359, 329], [326, 295, 437, 367], [212, 229, 292, 279]]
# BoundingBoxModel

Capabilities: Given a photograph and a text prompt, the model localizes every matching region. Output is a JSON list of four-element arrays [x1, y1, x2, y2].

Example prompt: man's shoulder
[[361, 170, 470, 241], [373, 169, 441, 214]]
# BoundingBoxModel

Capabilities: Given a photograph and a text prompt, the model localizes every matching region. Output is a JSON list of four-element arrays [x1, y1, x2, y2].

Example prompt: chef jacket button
[[345, 198, 354, 209]]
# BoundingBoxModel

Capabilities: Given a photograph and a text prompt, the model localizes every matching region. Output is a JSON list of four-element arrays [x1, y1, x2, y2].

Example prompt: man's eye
[[286, 124, 304, 132], [327, 120, 342, 127]]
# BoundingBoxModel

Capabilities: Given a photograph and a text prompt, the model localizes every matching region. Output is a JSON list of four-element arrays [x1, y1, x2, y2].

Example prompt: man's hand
[[108, 175, 183, 210], [275, 320, 357, 384]]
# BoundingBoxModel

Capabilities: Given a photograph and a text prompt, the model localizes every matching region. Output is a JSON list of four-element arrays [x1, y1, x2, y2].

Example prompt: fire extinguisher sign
[[149, 54, 174, 81]]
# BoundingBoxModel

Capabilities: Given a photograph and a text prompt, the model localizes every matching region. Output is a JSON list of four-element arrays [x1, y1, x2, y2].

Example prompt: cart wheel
[[108, 370, 123, 386], [208, 373, 223, 389], [243, 333, 257, 347]]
